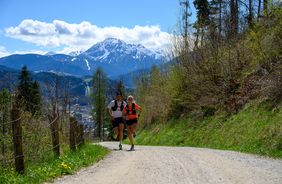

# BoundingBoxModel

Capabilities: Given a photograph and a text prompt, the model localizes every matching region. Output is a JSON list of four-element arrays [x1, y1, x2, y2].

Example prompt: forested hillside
[[134, 1, 282, 157]]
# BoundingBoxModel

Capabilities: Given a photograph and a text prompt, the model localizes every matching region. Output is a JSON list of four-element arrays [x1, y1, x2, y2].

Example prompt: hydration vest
[[126, 103, 136, 115], [111, 100, 125, 111]]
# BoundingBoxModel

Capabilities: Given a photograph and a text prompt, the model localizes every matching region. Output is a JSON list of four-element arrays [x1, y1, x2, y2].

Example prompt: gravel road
[[51, 142, 282, 184]]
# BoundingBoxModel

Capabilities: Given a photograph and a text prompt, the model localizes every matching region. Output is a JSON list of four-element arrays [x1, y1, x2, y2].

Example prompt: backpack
[[126, 103, 136, 115], [111, 100, 125, 111]]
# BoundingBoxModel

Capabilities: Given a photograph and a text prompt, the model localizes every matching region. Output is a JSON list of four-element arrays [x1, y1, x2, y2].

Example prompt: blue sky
[[0, 0, 196, 56]]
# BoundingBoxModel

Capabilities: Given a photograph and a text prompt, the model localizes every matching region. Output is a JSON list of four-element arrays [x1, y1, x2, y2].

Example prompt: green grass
[[0, 143, 110, 184], [135, 102, 282, 158]]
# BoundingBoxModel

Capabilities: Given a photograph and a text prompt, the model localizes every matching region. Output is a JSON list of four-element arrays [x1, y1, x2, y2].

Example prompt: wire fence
[[0, 107, 85, 174]]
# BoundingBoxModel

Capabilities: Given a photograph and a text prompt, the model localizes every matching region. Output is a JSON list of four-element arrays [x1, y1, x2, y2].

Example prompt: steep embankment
[[135, 102, 282, 158]]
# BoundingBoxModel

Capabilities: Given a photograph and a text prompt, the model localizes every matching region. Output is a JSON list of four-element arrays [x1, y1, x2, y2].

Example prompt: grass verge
[[0, 143, 110, 184], [134, 102, 282, 158]]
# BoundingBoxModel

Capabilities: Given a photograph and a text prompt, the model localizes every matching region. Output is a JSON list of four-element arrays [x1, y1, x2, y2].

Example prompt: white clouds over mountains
[[0, 45, 47, 58], [0, 46, 9, 57], [5, 19, 172, 53]]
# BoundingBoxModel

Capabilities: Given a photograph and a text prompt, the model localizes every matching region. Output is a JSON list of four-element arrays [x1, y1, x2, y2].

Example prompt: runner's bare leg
[[132, 123, 137, 135], [118, 123, 124, 142], [113, 127, 118, 139], [127, 126, 133, 146]]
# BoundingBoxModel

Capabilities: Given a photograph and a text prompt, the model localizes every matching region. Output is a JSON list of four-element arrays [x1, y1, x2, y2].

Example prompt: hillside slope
[[135, 101, 282, 158]]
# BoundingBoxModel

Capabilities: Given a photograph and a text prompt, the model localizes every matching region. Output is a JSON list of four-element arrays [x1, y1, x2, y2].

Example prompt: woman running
[[123, 95, 142, 151]]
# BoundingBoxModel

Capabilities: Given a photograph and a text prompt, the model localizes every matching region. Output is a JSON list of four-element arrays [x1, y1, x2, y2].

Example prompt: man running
[[107, 91, 127, 150], [123, 95, 142, 151]]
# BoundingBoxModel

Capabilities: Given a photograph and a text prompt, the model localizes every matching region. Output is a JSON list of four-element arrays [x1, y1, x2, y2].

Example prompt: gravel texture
[[50, 142, 282, 184]]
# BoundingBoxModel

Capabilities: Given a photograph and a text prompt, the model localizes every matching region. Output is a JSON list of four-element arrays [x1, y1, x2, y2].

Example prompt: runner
[[123, 95, 142, 151], [107, 91, 127, 150]]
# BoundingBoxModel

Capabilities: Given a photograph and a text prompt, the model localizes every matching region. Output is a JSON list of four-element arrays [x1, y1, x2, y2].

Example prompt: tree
[[91, 68, 107, 141], [29, 81, 41, 115], [263, 0, 268, 17], [248, 0, 254, 27], [17, 65, 32, 111], [179, 0, 192, 52], [149, 66, 167, 120], [258, 0, 262, 20], [230, 0, 239, 37], [17, 66, 41, 115], [193, 0, 210, 46], [116, 80, 126, 99], [209, 0, 223, 37]]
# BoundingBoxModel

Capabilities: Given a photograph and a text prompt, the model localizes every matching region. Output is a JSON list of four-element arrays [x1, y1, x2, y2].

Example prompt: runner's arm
[[107, 101, 114, 120], [122, 107, 128, 120], [135, 103, 142, 118]]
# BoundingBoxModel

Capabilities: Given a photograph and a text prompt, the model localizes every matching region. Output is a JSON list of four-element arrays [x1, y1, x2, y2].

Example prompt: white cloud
[[0, 46, 10, 57], [0, 45, 48, 58], [5, 19, 172, 53], [12, 50, 47, 55]]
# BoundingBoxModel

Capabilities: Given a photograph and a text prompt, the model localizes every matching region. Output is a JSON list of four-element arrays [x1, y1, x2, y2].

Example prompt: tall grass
[[0, 143, 109, 184], [135, 101, 282, 158]]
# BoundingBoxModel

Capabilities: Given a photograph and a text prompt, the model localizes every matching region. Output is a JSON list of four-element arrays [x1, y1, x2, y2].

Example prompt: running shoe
[[130, 144, 135, 151]]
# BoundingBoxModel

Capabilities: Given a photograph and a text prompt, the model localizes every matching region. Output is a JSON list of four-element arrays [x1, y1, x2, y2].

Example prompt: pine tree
[[179, 0, 192, 52], [116, 80, 127, 99], [248, 0, 254, 27], [17, 66, 41, 115], [193, 0, 210, 46], [17, 65, 32, 111], [91, 68, 107, 140], [230, 0, 239, 37], [30, 81, 41, 115]]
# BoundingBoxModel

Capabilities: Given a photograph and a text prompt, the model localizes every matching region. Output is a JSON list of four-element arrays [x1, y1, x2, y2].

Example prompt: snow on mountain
[[69, 50, 83, 56], [73, 38, 166, 77], [84, 59, 90, 70], [45, 51, 57, 56], [0, 38, 166, 78], [81, 38, 164, 63]]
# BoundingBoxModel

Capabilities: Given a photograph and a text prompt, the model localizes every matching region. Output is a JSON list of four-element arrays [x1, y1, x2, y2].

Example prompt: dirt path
[[51, 142, 282, 184]]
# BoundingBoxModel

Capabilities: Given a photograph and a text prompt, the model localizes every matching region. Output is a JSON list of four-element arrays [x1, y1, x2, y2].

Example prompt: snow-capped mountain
[[69, 50, 84, 57], [45, 51, 57, 56], [0, 38, 166, 78], [71, 38, 165, 77], [82, 38, 163, 62]]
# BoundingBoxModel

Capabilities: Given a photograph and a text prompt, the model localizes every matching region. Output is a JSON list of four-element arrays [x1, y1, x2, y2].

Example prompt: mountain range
[[0, 38, 166, 78]]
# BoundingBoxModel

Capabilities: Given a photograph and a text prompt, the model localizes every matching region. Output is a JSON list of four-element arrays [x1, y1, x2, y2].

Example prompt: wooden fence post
[[11, 108, 24, 174], [75, 121, 79, 147], [78, 124, 84, 147], [74, 121, 84, 148], [51, 116, 60, 156], [69, 117, 76, 151]]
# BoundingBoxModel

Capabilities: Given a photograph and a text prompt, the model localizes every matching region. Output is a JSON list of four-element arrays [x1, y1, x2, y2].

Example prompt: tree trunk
[[248, 0, 253, 27], [69, 117, 76, 151], [263, 0, 268, 17], [230, 0, 238, 37], [219, 0, 222, 35], [194, 27, 199, 48], [258, 0, 261, 20], [180, 0, 190, 53]]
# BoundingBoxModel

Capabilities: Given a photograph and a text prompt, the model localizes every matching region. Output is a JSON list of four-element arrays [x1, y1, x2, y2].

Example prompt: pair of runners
[[107, 92, 142, 151]]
